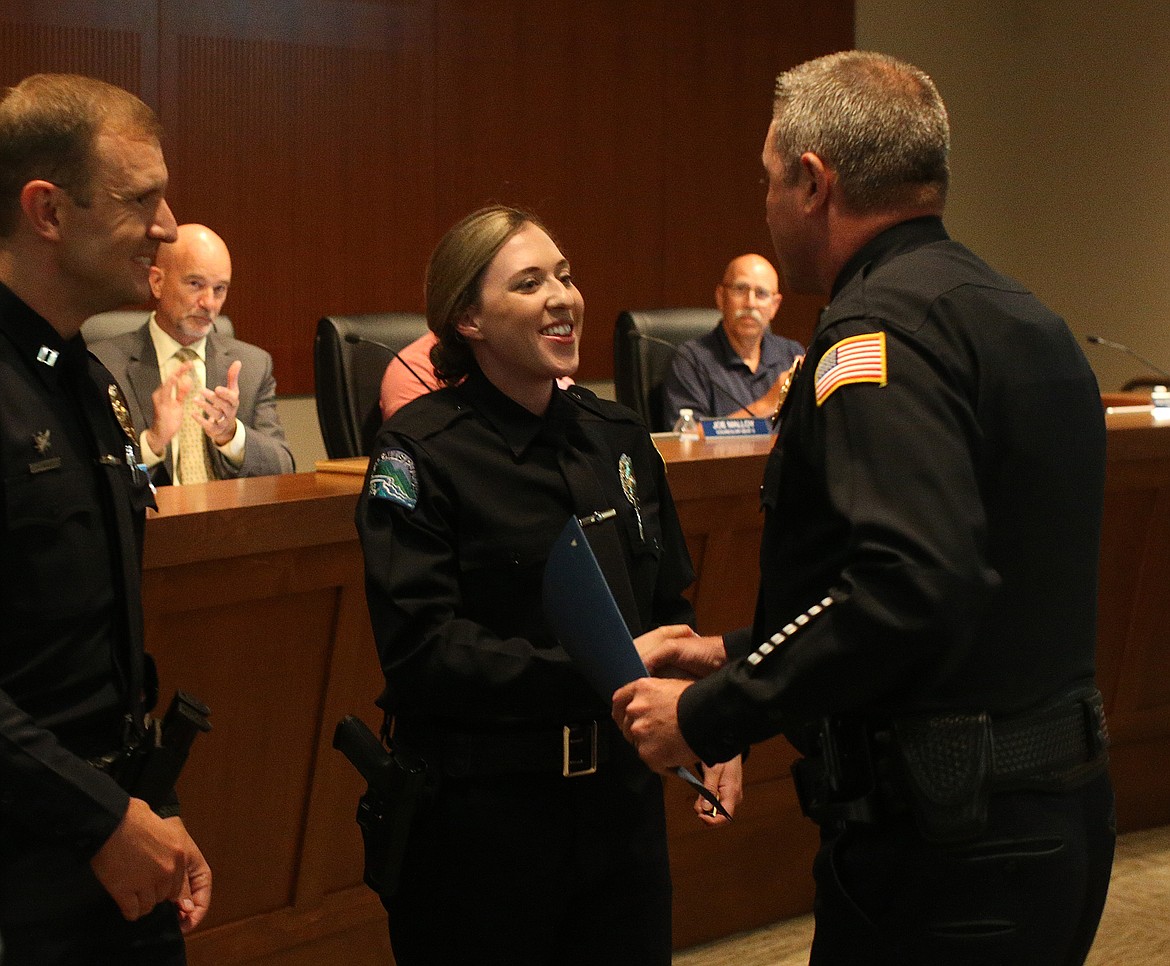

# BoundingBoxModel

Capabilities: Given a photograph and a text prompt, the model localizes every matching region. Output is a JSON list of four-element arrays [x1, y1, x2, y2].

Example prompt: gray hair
[[771, 50, 950, 213]]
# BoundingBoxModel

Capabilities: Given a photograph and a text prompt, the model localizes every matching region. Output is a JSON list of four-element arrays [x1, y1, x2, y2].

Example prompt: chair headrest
[[616, 308, 717, 345], [316, 313, 429, 352], [612, 308, 716, 431], [313, 312, 429, 460]]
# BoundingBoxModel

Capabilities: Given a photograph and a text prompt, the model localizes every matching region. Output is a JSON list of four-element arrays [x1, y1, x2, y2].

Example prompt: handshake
[[615, 625, 741, 823], [633, 624, 728, 680]]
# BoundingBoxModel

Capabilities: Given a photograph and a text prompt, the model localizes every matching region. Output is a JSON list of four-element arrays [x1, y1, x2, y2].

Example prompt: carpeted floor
[[673, 824, 1170, 966]]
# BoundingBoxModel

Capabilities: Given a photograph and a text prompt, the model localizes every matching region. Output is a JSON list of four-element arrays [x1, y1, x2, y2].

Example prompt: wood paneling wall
[[0, 0, 852, 393]]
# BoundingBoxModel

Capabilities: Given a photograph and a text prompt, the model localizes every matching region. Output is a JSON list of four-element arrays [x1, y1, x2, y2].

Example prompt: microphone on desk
[[343, 332, 435, 391], [1085, 335, 1170, 383]]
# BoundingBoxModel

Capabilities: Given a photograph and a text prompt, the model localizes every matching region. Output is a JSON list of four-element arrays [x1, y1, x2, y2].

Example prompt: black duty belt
[[896, 689, 1109, 794], [792, 689, 1110, 843], [393, 719, 609, 778]]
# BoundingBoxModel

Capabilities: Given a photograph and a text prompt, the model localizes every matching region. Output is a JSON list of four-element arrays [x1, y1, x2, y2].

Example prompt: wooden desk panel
[[654, 435, 771, 637], [144, 415, 1170, 963], [145, 475, 387, 963], [1097, 409, 1170, 831]]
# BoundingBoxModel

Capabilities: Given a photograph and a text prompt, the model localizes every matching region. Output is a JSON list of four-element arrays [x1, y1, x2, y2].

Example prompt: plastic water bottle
[[673, 408, 701, 440]]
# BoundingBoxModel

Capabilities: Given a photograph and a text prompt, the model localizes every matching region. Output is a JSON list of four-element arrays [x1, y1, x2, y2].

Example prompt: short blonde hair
[[0, 74, 162, 236]]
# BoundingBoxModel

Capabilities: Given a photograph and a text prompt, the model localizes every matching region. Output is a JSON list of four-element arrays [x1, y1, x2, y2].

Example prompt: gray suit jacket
[[92, 323, 295, 484]]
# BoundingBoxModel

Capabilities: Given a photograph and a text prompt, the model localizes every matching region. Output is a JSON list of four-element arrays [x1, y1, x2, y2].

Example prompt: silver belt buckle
[[562, 721, 598, 777]]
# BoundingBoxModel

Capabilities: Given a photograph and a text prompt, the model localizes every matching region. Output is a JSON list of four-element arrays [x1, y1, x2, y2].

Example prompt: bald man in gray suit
[[93, 224, 294, 485]]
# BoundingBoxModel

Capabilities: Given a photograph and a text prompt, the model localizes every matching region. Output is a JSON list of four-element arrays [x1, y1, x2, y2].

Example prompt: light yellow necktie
[[175, 347, 212, 484]]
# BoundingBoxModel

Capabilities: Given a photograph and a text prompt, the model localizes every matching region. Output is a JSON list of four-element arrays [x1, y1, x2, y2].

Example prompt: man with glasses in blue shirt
[[660, 253, 803, 429]]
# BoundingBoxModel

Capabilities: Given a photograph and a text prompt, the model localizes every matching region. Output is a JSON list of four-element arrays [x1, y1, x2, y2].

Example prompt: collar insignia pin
[[32, 429, 51, 454], [36, 345, 59, 367]]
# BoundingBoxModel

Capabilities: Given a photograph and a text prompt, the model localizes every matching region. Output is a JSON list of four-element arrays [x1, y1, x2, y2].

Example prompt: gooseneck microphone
[[1086, 335, 1170, 382], [627, 329, 684, 354], [626, 329, 763, 416], [344, 332, 435, 391]]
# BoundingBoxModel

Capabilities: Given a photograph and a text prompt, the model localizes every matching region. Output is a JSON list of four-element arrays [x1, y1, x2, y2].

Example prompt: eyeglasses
[[723, 282, 777, 301]]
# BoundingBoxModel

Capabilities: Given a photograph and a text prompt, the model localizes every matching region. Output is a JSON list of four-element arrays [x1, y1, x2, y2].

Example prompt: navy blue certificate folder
[[542, 514, 731, 819], [542, 514, 648, 696]]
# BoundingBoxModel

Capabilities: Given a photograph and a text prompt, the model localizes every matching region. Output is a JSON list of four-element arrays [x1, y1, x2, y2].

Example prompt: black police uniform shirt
[[677, 217, 1107, 764], [0, 282, 155, 857], [356, 367, 695, 726]]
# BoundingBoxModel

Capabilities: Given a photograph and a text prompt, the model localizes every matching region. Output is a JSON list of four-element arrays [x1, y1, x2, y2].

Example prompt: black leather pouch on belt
[[892, 712, 993, 845]]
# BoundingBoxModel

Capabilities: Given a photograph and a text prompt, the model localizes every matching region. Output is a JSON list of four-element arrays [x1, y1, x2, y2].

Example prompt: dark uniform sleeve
[[0, 315, 163, 859], [0, 697, 130, 856], [679, 320, 999, 763], [722, 626, 754, 659], [0, 361, 138, 856]]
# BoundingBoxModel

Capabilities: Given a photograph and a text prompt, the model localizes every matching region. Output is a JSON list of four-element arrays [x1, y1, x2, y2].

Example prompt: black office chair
[[613, 308, 717, 432], [314, 313, 430, 459], [81, 310, 234, 343]]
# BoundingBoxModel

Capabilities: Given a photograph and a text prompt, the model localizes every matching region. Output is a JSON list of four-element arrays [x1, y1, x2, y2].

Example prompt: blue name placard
[[700, 417, 773, 437]]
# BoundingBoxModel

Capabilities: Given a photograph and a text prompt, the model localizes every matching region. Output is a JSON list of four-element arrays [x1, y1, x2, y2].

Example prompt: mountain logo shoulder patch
[[369, 448, 419, 509]]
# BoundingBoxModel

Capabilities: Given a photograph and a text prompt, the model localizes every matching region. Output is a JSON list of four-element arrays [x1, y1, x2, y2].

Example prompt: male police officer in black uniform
[[615, 51, 1114, 965], [0, 74, 210, 963]]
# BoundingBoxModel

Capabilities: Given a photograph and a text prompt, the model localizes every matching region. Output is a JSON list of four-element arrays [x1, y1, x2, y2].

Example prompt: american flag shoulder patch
[[814, 332, 887, 406]]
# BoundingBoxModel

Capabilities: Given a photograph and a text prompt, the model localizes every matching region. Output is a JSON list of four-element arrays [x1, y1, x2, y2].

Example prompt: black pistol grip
[[333, 715, 396, 795]]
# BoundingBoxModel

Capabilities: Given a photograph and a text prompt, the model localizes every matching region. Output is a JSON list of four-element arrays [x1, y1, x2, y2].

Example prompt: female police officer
[[355, 206, 737, 965]]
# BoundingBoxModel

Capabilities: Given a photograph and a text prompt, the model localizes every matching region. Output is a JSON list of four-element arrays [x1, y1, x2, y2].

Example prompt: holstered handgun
[[101, 691, 212, 809], [333, 715, 426, 899], [791, 716, 881, 827]]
